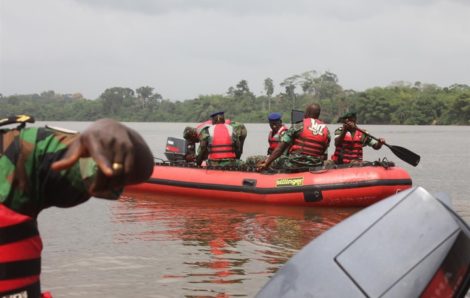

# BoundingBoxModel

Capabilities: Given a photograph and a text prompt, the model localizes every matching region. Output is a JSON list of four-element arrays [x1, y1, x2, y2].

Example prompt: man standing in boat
[[267, 112, 288, 155], [0, 115, 153, 297], [196, 111, 244, 167], [258, 103, 330, 170], [331, 111, 385, 165]]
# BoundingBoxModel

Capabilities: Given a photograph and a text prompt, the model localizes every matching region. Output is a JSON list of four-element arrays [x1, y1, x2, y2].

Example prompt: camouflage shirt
[[229, 121, 247, 140], [0, 126, 119, 218], [277, 120, 331, 168]]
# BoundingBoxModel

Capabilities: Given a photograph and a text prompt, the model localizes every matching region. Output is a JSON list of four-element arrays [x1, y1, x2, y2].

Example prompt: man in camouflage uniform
[[182, 116, 245, 164], [183, 126, 198, 162], [331, 111, 385, 164], [196, 112, 244, 167], [258, 104, 330, 170], [245, 112, 288, 168], [0, 115, 153, 297]]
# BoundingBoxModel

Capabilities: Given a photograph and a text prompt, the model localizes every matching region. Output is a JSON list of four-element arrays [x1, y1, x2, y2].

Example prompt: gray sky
[[1, 0, 469, 100]]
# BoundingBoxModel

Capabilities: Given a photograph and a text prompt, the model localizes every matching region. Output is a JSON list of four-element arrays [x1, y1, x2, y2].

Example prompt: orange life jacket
[[0, 204, 42, 297], [289, 118, 329, 157], [331, 129, 364, 164], [268, 125, 288, 154], [208, 124, 236, 160]]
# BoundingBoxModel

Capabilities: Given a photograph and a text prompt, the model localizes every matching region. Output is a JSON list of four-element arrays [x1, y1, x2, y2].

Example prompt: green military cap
[[337, 111, 357, 123]]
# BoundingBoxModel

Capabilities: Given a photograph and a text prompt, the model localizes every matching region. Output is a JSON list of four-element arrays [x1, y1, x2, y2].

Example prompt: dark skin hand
[[335, 119, 357, 146], [257, 142, 289, 170], [372, 138, 386, 149], [51, 118, 154, 194], [185, 153, 196, 162]]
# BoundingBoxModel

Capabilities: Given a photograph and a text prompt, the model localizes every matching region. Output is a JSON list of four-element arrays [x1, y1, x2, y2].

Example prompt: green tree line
[[1, 70, 469, 125]]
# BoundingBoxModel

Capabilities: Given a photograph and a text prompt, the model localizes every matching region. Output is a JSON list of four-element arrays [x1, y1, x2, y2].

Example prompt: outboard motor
[[164, 137, 188, 162], [291, 109, 304, 125], [257, 187, 470, 298]]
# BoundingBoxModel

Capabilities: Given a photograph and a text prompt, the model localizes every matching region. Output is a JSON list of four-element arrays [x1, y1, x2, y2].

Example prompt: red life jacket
[[268, 125, 288, 154], [289, 118, 329, 157], [331, 129, 364, 164], [196, 119, 231, 136], [0, 204, 42, 297], [208, 124, 236, 160]]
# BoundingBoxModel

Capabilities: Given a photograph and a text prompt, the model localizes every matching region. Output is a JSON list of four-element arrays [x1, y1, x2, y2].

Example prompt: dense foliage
[[1, 71, 469, 125]]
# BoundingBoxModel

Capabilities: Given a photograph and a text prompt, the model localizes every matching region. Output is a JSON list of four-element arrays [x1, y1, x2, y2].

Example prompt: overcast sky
[[1, 0, 469, 100]]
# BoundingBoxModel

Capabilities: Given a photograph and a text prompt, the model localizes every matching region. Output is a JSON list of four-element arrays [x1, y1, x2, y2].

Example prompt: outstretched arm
[[51, 118, 154, 195], [196, 140, 208, 166], [258, 142, 288, 170]]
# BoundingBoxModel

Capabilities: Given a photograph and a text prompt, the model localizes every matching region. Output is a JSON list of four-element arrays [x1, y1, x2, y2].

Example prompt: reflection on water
[[113, 192, 358, 297]]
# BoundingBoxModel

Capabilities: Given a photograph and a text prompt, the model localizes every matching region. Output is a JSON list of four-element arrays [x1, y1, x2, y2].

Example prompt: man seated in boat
[[331, 111, 385, 165], [258, 103, 330, 170], [183, 116, 236, 162], [196, 111, 244, 167], [267, 112, 289, 155], [245, 112, 288, 167]]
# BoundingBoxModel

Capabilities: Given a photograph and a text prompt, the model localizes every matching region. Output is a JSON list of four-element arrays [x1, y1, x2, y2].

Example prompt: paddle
[[0, 114, 35, 127], [355, 127, 421, 167]]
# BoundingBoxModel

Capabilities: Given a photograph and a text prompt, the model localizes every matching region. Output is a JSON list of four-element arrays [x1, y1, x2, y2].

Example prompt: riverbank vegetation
[[1, 70, 469, 125]]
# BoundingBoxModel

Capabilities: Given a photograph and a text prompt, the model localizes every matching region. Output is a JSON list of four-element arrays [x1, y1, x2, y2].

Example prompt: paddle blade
[[388, 145, 421, 166]]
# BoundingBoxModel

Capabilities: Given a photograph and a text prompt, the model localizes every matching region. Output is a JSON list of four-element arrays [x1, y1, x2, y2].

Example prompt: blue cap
[[210, 111, 224, 118], [268, 112, 282, 121]]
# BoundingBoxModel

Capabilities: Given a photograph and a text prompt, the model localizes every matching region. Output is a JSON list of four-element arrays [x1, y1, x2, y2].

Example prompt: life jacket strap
[[0, 220, 39, 245], [0, 258, 41, 280]]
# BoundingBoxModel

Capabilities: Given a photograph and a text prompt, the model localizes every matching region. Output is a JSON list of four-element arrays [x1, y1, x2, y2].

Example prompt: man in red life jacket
[[196, 111, 242, 167], [267, 112, 288, 155], [0, 116, 153, 297], [331, 112, 385, 165], [258, 104, 330, 170], [183, 118, 234, 163]]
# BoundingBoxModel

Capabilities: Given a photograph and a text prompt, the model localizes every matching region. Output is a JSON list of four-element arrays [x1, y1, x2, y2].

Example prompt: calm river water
[[37, 122, 470, 297]]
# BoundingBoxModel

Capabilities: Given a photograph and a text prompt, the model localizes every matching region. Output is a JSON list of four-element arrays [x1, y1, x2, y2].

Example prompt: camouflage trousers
[[244, 155, 286, 169], [275, 153, 323, 169], [207, 158, 244, 167]]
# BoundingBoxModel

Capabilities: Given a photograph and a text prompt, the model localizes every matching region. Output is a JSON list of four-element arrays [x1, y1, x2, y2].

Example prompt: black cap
[[210, 111, 224, 118]]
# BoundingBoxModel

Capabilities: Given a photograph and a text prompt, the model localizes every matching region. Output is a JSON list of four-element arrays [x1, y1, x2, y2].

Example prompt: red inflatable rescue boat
[[125, 161, 412, 207]]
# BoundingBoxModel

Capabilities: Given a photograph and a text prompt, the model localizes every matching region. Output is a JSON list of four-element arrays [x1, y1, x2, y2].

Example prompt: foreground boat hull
[[125, 163, 412, 207]]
